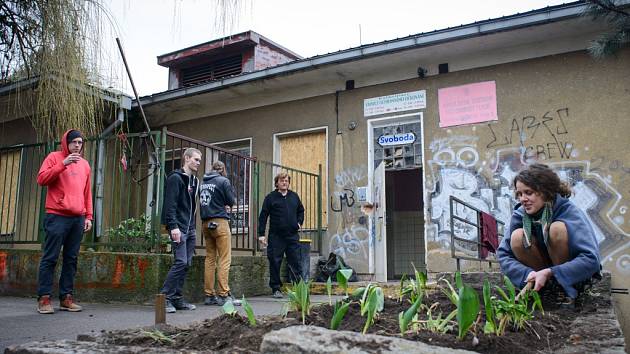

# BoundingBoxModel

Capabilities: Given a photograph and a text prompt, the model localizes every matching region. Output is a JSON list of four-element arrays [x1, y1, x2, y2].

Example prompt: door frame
[[367, 112, 425, 279]]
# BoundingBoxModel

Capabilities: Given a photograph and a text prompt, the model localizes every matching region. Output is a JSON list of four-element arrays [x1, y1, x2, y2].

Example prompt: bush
[[105, 214, 167, 253]]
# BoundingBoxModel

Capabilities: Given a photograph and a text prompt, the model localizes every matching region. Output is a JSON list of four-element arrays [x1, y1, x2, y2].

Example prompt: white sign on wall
[[377, 132, 416, 147], [364, 90, 426, 117]]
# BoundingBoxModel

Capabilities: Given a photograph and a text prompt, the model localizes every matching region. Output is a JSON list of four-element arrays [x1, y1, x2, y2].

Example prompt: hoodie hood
[[61, 129, 84, 156], [204, 171, 222, 180]]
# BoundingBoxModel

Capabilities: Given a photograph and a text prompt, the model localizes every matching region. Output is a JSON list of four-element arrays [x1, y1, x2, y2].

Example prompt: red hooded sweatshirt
[[37, 130, 93, 220]]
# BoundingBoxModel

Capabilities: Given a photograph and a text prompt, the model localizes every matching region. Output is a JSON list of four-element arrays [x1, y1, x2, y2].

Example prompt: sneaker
[[272, 290, 283, 299], [204, 295, 219, 306], [37, 295, 54, 314], [165, 299, 176, 313], [172, 298, 196, 311], [219, 292, 242, 306], [59, 294, 82, 312]]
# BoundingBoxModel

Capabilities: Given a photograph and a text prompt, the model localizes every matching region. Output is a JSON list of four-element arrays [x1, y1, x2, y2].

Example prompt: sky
[[104, 0, 569, 97]]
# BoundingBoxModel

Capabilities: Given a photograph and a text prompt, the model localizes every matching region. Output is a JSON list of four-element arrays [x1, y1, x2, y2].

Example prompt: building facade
[[138, 1, 629, 296]]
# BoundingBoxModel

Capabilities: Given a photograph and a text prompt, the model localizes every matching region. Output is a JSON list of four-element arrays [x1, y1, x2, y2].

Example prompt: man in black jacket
[[199, 161, 241, 306], [258, 172, 305, 298], [160, 147, 201, 313]]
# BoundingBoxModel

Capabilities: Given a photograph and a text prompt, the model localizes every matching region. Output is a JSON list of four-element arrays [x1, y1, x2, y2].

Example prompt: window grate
[[181, 54, 242, 87]]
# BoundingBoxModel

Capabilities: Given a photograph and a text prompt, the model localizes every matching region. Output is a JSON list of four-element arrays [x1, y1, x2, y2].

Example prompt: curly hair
[[274, 172, 291, 188], [513, 163, 572, 201]]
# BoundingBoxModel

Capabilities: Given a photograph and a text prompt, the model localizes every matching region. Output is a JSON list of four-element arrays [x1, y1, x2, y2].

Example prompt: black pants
[[267, 233, 302, 291], [37, 214, 85, 299]]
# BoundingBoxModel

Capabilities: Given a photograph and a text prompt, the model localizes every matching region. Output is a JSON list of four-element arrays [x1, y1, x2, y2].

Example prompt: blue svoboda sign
[[377, 132, 416, 147]]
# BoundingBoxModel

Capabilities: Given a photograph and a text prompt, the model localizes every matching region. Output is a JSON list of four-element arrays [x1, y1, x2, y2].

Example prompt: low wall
[[0, 249, 270, 304]]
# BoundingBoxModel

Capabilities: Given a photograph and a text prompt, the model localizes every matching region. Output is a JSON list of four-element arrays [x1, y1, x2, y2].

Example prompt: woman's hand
[[526, 268, 553, 291]]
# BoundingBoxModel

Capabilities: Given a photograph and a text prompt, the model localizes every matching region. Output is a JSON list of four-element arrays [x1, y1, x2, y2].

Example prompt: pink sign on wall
[[438, 81, 498, 127]]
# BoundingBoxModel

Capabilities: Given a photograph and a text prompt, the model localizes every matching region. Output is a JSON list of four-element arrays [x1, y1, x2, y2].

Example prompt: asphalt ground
[[0, 294, 337, 352]]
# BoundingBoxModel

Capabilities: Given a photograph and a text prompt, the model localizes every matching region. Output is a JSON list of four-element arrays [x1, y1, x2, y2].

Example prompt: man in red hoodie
[[36, 129, 92, 314]]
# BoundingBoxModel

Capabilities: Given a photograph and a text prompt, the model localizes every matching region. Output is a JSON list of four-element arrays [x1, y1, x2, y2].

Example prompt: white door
[[373, 161, 387, 281]]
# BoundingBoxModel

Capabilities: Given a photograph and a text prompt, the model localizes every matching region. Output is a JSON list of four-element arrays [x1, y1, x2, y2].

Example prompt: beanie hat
[[66, 130, 83, 144]]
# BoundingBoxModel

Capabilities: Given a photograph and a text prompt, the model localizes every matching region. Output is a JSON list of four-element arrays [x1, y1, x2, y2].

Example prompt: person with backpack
[[200, 161, 241, 306]]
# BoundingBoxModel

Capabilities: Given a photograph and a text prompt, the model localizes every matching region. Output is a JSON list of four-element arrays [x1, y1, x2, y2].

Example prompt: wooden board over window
[[278, 131, 327, 228], [0, 150, 21, 235]]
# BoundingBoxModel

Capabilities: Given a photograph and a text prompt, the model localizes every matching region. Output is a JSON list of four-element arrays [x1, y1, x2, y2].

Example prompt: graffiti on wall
[[487, 108, 575, 160], [328, 166, 370, 271], [426, 107, 629, 274]]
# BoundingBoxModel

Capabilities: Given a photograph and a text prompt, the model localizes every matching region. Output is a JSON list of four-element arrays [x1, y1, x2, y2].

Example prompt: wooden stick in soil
[[515, 281, 534, 302], [155, 294, 166, 325]]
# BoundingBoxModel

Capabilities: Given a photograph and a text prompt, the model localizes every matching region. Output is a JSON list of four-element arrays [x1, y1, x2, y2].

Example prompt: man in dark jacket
[[258, 172, 305, 298], [160, 147, 201, 313], [199, 161, 241, 306]]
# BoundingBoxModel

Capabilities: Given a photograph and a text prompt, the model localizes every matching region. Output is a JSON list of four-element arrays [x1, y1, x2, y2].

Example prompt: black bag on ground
[[315, 252, 358, 282]]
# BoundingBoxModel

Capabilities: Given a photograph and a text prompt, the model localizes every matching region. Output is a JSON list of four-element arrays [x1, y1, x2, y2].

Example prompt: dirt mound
[[91, 285, 620, 354]]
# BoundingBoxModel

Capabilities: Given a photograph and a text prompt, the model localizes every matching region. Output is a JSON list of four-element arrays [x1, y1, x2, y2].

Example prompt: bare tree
[[1, 0, 250, 141]]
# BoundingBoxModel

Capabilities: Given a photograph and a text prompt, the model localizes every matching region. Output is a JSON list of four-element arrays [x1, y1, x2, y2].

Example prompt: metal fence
[[0, 132, 163, 251], [253, 160, 323, 253], [0, 129, 323, 255], [449, 195, 505, 271]]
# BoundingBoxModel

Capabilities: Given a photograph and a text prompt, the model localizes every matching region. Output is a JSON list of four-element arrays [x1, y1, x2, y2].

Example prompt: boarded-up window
[[278, 131, 327, 228], [0, 150, 21, 236]]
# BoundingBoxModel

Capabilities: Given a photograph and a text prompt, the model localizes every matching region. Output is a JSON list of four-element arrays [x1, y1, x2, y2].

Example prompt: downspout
[[335, 91, 341, 135], [95, 106, 126, 237]]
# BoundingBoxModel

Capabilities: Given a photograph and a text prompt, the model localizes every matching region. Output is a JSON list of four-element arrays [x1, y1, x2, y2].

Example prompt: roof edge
[[137, 0, 625, 107]]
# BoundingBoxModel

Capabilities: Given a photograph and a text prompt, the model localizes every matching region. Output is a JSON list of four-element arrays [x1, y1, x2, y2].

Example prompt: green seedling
[[330, 300, 350, 330], [398, 273, 408, 302], [455, 271, 464, 289], [456, 276, 480, 340], [439, 276, 459, 305], [492, 275, 544, 335], [326, 276, 333, 305], [286, 279, 311, 324], [336, 268, 354, 297], [360, 283, 384, 334], [140, 329, 174, 344], [222, 300, 237, 316], [401, 264, 427, 304], [399, 294, 422, 335], [241, 296, 256, 326], [421, 302, 456, 334], [483, 278, 498, 335], [351, 286, 366, 300]]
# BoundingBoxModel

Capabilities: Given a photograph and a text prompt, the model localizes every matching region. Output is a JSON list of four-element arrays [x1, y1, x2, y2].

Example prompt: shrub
[[105, 214, 167, 253]]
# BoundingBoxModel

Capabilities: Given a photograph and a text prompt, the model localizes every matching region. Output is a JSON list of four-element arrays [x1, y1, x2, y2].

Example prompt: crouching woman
[[497, 163, 601, 303]]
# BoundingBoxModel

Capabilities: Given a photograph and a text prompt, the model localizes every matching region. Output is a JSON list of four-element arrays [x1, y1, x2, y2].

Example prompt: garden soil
[[91, 285, 615, 354]]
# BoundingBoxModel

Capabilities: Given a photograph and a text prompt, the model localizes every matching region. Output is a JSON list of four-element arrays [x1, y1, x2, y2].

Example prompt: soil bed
[[92, 285, 614, 353]]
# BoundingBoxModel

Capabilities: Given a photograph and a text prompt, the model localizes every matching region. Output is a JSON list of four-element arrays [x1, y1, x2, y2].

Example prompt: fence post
[[317, 164, 322, 253], [37, 141, 54, 244], [155, 127, 167, 251], [252, 161, 260, 255]]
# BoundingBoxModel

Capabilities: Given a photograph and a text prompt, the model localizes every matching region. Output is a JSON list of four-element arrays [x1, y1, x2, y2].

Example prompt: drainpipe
[[95, 103, 127, 237], [335, 91, 341, 135]]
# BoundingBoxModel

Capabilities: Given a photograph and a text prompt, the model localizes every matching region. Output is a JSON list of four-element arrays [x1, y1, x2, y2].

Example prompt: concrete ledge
[[261, 326, 477, 354], [0, 249, 270, 304], [4, 339, 184, 353]]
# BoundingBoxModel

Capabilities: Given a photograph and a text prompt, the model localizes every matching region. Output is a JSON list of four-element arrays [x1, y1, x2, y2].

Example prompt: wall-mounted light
[[348, 121, 357, 130], [417, 66, 427, 79]]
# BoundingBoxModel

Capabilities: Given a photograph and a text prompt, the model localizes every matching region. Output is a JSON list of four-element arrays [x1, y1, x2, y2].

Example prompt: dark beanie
[[66, 130, 83, 144]]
